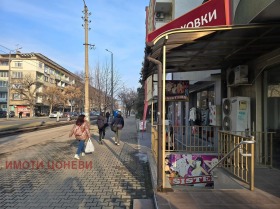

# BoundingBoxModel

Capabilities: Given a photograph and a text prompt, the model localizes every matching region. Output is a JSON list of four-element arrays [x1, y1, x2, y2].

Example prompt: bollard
[[56, 113, 60, 122]]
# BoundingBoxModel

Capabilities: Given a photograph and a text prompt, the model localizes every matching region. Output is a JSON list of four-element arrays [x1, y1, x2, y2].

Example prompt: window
[[39, 62, 43, 68], [12, 83, 22, 89], [0, 92, 7, 98], [12, 72, 23, 78], [0, 61, 9, 66], [13, 93, 22, 100], [50, 68, 55, 75], [0, 81, 8, 87], [44, 65, 50, 74], [44, 76, 49, 82], [14, 62, 23, 68], [0, 71, 8, 77]]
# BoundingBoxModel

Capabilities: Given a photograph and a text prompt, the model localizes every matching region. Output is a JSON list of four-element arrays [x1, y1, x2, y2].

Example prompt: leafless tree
[[11, 73, 43, 117], [90, 61, 123, 112], [63, 85, 82, 112], [118, 87, 137, 117], [43, 86, 63, 114]]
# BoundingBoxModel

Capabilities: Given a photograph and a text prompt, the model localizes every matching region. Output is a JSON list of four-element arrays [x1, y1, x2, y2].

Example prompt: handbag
[[117, 124, 123, 129], [111, 124, 117, 132], [85, 138, 94, 153]]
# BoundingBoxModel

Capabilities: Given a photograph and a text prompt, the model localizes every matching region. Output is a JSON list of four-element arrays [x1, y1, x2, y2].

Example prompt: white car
[[49, 111, 63, 118]]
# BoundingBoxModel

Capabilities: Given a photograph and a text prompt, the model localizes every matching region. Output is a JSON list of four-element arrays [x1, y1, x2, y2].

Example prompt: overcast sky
[[0, 0, 149, 90]]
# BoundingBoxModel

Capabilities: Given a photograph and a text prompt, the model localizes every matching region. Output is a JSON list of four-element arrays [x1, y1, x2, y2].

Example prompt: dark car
[[9, 111, 15, 117], [0, 110, 7, 118]]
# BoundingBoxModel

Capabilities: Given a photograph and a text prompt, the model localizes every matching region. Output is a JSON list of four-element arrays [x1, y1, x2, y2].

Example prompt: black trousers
[[98, 127, 105, 141]]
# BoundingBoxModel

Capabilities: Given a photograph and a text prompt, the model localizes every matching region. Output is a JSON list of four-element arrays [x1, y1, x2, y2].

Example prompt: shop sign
[[166, 80, 189, 101], [17, 105, 30, 115], [147, 0, 230, 42]]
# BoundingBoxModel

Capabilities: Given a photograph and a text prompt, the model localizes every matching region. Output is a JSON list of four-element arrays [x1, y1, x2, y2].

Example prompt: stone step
[[133, 199, 155, 209]]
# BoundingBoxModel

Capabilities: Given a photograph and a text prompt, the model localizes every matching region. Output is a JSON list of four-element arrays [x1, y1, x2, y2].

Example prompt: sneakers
[[81, 152, 85, 156], [117, 143, 120, 146], [115, 141, 117, 145], [74, 154, 80, 160]]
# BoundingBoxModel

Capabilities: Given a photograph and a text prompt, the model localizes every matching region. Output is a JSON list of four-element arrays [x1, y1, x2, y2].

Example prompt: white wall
[[173, 0, 204, 18]]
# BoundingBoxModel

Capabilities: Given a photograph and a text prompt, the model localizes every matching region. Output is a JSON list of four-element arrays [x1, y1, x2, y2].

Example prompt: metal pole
[[111, 52, 114, 120], [106, 49, 114, 121], [83, 0, 90, 122], [147, 56, 163, 191]]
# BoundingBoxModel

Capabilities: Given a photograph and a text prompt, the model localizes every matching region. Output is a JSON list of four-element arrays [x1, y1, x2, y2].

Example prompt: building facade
[[0, 52, 94, 117], [145, 0, 280, 169]]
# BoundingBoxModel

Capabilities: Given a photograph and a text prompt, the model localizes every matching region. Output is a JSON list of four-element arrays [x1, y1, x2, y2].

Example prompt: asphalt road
[[0, 116, 98, 133]]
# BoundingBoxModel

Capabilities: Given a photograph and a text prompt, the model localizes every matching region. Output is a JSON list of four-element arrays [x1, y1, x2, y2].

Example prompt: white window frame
[[12, 72, 23, 78], [14, 62, 23, 68], [13, 93, 22, 100], [0, 81, 8, 87]]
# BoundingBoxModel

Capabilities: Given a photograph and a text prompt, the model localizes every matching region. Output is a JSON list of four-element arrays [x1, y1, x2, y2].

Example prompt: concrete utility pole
[[82, 0, 91, 121], [105, 49, 114, 121]]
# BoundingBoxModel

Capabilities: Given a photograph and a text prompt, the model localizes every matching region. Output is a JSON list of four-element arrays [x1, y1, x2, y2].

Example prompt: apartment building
[[0, 52, 81, 116]]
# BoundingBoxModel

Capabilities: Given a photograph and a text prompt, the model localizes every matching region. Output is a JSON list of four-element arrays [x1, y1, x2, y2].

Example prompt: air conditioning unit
[[227, 65, 248, 85], [155, 12, 165, 19], [234, 65, 248, 84], [222, 97, 250, 133]]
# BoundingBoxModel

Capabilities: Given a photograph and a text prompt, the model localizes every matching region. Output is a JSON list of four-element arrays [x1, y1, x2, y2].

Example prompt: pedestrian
[[97, 112, 106, 144], [69, 114, 90, 160], [111, 111, 124, 146], [105, 111, 110, 123], [19, 111, 23, 118]]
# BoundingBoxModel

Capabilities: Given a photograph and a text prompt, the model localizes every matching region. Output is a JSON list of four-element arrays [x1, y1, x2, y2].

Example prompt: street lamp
[[105, 49, 114, 121]]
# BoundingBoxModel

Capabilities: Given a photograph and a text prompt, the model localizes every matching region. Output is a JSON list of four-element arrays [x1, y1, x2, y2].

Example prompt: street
[[0, 116, 154, 209], [0, 116, 98, 132]]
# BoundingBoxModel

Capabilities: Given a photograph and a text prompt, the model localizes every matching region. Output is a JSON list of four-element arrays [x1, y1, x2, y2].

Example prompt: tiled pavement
[[0, 117, 153, 209]]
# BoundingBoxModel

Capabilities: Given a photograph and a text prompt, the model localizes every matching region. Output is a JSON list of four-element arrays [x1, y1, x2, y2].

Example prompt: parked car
[[64, 112, 79, 120], [0, 110, 7, 118], [49, 111, 63, 118], [9, 111, 15, 117]]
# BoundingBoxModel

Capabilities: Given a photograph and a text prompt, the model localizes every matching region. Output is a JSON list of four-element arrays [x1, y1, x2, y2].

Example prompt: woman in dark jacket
[[111, 111, 124, 146]]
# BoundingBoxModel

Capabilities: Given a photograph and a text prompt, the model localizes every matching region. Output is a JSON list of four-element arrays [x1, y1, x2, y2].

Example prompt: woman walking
[[69, 114, 90, 160]]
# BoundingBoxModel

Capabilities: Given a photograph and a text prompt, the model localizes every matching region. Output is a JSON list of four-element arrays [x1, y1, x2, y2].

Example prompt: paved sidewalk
[[0, 116, 154, 209]]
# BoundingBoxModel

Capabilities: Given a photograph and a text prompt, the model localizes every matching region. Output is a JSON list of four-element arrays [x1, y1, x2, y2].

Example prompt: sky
[[0, 0, 149, 90]]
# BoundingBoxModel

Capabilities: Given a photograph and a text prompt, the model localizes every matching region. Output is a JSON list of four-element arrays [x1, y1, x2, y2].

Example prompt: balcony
[[0, 97, 7, 102]]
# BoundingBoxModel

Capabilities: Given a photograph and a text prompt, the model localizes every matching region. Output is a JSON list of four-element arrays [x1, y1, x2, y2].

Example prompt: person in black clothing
[[97, 112, 106, 144], [19, 111, 23, 118], [105, 111, 110, 123], [111, 111, 124, 146]]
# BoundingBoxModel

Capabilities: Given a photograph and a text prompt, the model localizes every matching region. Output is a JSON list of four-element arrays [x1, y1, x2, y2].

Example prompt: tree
[[11, 73, 43, 117], [135, 68, 145, 119], [118, 87, 138, 117], [43, 86, 63, 114], [63, 85, 82, 112], [90, 61, 123, 112]]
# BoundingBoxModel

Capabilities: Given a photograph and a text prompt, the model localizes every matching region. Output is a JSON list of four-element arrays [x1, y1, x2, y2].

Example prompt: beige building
[[0, 52, 86, 116]]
